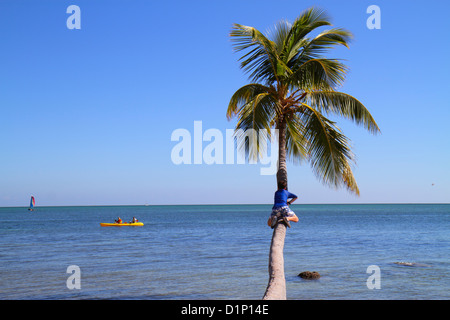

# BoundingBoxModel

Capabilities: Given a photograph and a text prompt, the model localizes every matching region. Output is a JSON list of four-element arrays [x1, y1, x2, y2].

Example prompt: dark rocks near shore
[[298, 271, 320, 280]]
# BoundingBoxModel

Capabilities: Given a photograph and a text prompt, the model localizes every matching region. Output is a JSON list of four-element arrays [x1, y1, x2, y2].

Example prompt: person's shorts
[[271, 206, 295, 218]]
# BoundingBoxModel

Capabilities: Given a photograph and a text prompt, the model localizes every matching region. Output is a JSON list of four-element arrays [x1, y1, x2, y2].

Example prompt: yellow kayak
[[100, 222, 144, 227]]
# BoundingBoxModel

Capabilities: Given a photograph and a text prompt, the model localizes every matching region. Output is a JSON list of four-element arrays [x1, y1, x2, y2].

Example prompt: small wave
[[393, 262, 431, 267]]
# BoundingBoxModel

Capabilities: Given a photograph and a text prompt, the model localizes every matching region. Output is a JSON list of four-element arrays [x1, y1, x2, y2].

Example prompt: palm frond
[[230, 24, 282, 84], [282, 8, 332, 60], [285, 27, 352, 90], [289, 58, 348, 91], [292, 28, 352, 63], [228, 84, 280, 161], [236, 92, 276, 132], [307, 91, 380, 134], [285, 114, 308, 164], [287, 7, 332, 44], [298, 103, 359, 195], [227, 83, 273, 119], [267, 19, 292, 55]]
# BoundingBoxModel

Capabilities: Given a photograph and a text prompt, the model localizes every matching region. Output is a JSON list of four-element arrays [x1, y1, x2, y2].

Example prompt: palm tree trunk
[[262, 222, 287, 300], [263, 118, 288, 300], [276, 118, 288, 188]]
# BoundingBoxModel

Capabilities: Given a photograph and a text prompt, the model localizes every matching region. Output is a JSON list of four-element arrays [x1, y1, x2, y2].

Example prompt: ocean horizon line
[[1, 202, 449, 209]]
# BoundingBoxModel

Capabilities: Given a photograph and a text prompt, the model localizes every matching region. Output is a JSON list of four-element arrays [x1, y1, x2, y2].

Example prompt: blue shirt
[[273, 189, 297, 209]]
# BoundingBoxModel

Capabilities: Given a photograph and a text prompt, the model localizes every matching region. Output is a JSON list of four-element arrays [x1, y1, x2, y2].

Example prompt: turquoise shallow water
[[0, 204, 448, 299]]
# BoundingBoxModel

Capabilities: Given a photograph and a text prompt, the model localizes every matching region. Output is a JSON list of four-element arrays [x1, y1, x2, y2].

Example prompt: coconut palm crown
[[227, 7, 380, 195]]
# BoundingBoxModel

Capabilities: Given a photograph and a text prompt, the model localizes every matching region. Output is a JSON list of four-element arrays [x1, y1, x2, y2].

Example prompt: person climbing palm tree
[[268, 180, 299, 228]]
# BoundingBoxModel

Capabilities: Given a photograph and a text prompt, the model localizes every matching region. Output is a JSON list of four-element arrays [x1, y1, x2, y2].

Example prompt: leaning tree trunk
[[262, 222, 287, 299], [263, 118, 288, 300]]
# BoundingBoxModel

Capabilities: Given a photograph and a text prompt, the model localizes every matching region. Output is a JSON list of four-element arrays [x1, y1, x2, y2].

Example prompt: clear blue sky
[[1, 0, 449, 206]]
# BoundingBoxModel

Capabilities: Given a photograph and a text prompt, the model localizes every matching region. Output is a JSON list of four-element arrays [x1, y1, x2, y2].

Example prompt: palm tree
[[227, 7, 380, 299]]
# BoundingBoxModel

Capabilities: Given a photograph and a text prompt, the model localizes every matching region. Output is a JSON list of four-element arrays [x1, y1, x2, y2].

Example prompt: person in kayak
[[131, 217, 138, 223], [115, 217, 122, 224], [267, 180, 299, 228]]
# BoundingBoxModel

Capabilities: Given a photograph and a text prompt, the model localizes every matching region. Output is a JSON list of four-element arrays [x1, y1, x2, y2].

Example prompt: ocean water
[[0, 204, 448, 300]]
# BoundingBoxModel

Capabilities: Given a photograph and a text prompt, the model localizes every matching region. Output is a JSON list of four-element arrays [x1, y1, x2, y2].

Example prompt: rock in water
[[298, 271, 320, 279]]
